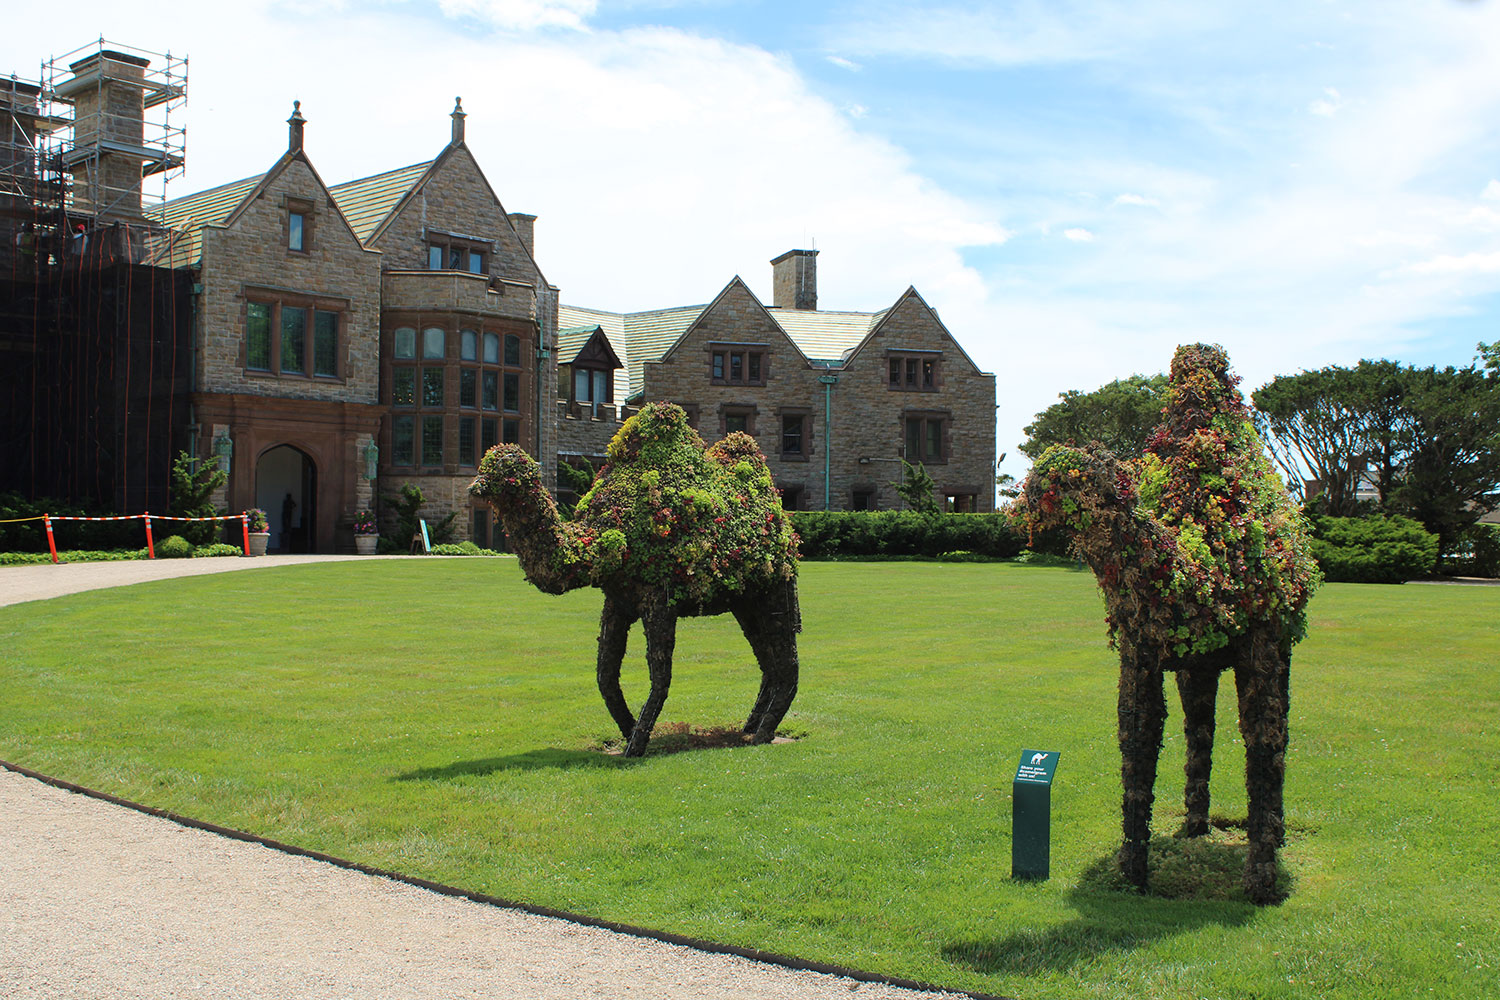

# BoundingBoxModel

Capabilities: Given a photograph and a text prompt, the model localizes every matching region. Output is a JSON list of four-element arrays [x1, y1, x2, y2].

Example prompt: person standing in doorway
[[281, 492, 297, 553]]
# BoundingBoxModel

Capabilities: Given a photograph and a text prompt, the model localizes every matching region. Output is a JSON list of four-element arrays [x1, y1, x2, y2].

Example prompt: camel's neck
[[1070, 500, 1166, 578], [489, 490, 589, 595]]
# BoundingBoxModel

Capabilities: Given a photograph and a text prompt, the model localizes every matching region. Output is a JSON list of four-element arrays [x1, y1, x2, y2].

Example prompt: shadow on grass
[[943, 833, 1286, 975], [394, 748, 629, 780]]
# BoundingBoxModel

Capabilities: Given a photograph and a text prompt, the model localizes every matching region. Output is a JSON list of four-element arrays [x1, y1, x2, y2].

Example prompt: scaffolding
[[43, 37, 187, 220]]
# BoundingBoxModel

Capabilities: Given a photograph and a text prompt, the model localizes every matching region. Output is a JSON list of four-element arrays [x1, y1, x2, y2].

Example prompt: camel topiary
[[1022, 344, 1320, 904], [470, 401, 802, 757]]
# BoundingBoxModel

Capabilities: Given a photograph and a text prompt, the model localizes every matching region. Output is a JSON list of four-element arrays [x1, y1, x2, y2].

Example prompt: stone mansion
[[0, 44, 997, 553]]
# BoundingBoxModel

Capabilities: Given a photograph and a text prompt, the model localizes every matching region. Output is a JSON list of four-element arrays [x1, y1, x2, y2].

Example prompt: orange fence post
[[241, 513, 250, 556], [44, 515, 58, 564], [143, 513, 155, 559]]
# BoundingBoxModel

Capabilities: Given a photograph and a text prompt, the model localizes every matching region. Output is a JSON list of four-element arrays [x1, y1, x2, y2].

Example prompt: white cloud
[[845, 103, 869, 119], [826, 55, 861, 71], [1063, 228, 1095, 242], [436, 0, 596, 30], [1482, 179, 1500, 201], [1112, 193, 1160, 208], [1402, 252, 1500, 277], [1308, 87, 1343, 117]]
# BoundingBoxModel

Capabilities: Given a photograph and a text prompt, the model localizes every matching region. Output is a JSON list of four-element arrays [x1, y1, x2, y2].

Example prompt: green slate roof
[[766, 307, 885, 364], [558, 304, 707, 398], [555, 325, 602, 365], [147, 173, 263, 266], [328, 161, 433, 242]]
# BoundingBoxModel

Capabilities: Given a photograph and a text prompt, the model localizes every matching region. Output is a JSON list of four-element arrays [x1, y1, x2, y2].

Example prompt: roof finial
[[288, 100, 305, 153], [451, 96, 467, 145]]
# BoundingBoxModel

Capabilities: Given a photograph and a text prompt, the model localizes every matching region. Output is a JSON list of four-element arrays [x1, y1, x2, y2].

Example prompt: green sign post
[[1012, 748, 1060, 881]]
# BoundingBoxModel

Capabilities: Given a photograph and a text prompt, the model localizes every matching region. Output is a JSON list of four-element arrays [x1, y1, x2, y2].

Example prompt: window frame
[[708, 342, 769, 386], [388, 320, 528, 471], [425, 231, 491, 276], [886, 350, 942, 393], [242, 290, 345, 381], [285, 197, 314, 253], [902, 411, 950, 465], [777, 408, 812, 462]]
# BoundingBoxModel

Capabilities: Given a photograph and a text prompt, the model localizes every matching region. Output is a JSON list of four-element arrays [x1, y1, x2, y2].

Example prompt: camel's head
[[1166, 343, 1242, 417], [607, 401, 706, 467], [469, 443, 545, 510], [1019, 444, 1133, 534]]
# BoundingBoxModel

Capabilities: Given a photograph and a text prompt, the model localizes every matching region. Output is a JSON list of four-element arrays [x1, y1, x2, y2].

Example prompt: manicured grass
[[2, 560, 1497, 999]]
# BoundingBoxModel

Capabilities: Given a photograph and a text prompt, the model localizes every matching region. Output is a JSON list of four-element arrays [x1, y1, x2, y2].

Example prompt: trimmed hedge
[[1310, 514, 1439, 584], [790, 511, 1026, 559]]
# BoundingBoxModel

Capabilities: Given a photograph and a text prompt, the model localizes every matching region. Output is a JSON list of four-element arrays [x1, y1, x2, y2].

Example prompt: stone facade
[[360, 138, 559, 544], [578, 270, 997, 513], [191, 140, 385, 553]]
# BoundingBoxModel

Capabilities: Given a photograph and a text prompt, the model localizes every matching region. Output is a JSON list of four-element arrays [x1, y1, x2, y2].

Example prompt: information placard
[[1012, 748, 1061, 881]]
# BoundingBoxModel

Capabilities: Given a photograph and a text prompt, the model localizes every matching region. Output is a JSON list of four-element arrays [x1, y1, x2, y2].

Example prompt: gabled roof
[[328, 161, 433, 242], [843, 286, 990, 375], [556, 324, 623, 369], [147, 173, 263, 266], [558, 303, 707, 398]]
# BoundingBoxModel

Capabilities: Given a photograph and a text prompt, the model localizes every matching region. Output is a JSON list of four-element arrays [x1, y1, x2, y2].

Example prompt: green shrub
[[193, 543, 244, 558], [0, 549, 152, 565], [1311, 514, 1439, 583], [428, 541, 492, 557], [791, 511, 1025, 559], [155, 534, 194, 559], [1439, 523, 1500, 578]]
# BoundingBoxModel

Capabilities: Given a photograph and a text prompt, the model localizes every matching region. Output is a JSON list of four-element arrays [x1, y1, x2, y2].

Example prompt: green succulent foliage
[[1026, 344, 1320, 657], [569, 402, 799, 605]]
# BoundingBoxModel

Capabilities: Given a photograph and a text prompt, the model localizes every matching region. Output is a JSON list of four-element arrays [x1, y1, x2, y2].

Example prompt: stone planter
[[247, 531, 270, 557], [354, 534, 378, 556]]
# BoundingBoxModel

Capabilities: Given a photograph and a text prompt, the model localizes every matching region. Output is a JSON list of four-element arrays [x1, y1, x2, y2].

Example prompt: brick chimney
[[771, 249, 818, 311], [509, 213, 536, 257], [56, 49, 152, 219]]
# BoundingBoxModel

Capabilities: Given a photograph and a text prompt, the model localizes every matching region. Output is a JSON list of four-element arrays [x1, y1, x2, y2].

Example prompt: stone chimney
[[451, 97, 466, 144], [771, 249, 818, 311], [56, 49, 151, 218], [287, 101, 305, 153], [509, 213, 536, 257]]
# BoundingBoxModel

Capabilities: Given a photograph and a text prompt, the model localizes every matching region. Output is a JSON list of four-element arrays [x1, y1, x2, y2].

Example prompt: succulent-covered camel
[[1022, 344, 1320, 904], [470, 402, 802, 757]]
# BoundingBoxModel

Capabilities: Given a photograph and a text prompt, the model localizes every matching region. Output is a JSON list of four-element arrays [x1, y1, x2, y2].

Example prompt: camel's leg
[[623, 600, 676, 758], [1176, 666, 1220, 837], [1235, 643, 1290, 905], [596, 596, 637, 741], [1117, 650, 1167, 893], [732, 596, 800, 744]]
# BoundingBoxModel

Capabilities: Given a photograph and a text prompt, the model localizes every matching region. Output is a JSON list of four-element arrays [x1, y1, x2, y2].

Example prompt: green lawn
[[2, 560, 1497, 999]]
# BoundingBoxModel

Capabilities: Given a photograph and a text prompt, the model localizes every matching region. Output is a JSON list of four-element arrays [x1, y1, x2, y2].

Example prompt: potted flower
[[352, 509, 379, 555], [245, 508, 270, 556]]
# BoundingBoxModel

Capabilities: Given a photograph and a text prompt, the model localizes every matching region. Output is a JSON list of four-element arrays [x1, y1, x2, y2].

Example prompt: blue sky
[[9, 2, 1500, 479]]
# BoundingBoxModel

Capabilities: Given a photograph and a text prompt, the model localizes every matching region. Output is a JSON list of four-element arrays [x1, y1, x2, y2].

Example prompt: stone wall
[[196, 156, 383, 403]]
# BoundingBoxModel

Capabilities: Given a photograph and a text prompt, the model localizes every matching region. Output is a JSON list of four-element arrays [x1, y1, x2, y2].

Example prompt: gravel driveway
[[0, 557, 978, 1000]]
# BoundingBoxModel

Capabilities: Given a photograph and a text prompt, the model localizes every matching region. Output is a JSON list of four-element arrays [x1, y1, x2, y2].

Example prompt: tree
[[1385, 365, 1500, 558], [382, 482, 457, 550], [167, 450, 227, 546], [894, 459, 941, 513], [1253, 356, 1500, 559], [1251, 361, 1405, 514], [1020, 374, 1169, 460]]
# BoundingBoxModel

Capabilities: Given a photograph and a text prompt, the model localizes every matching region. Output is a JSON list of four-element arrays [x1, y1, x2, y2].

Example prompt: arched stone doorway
[[256, 445, 317, 553]]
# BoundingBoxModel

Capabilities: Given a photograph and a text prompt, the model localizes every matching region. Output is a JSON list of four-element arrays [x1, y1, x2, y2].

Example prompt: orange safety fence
[[2, 513, 254, 563]]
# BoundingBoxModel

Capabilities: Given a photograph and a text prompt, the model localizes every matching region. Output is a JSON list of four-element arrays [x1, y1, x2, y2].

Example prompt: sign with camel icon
[[1014, 749, 1059, 785]]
